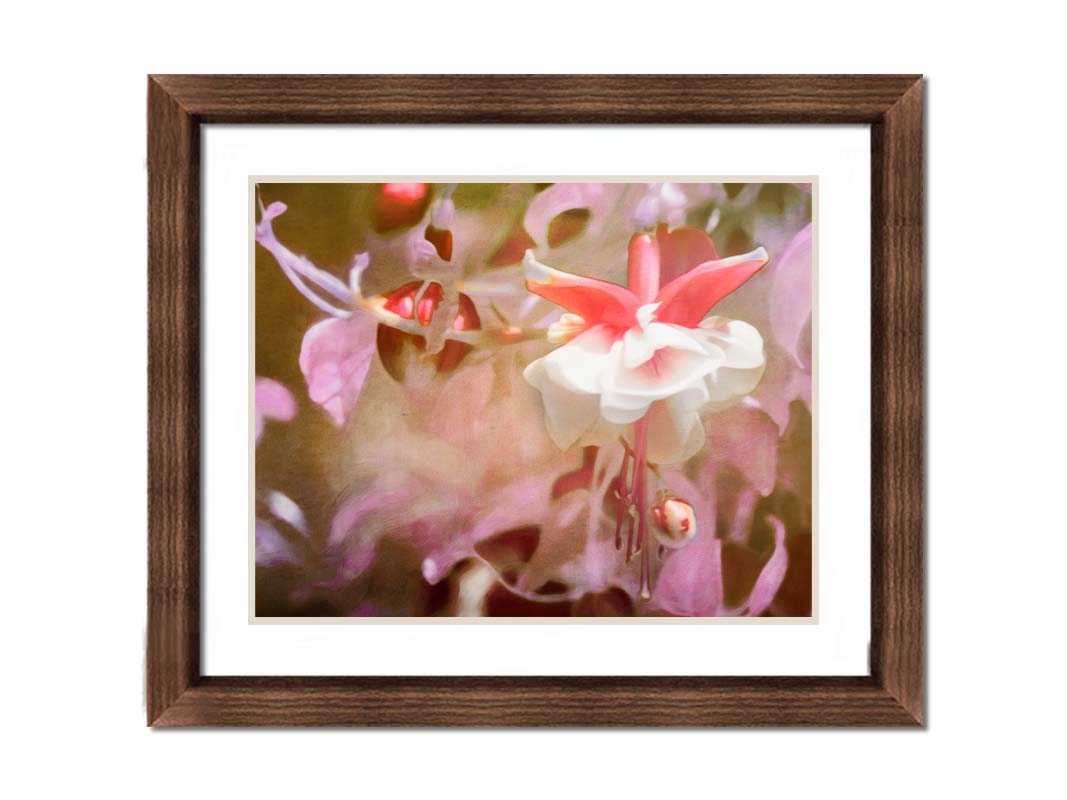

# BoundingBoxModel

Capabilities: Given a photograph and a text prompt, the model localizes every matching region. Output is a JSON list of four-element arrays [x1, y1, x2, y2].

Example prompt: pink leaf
[[298, 313, 377, 426]]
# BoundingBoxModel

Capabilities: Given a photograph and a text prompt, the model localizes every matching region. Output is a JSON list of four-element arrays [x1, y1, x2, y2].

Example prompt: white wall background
[[2, 2, 1064, 798]]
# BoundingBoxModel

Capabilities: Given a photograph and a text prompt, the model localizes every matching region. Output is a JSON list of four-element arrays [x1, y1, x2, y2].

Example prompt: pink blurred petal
[[769, 223, 813, 367], [728, 487, 760, 542], [267, 491, 307, 535], [649, 472, 723, 616], [431, 360, 496, 445], [751, 348, 812, 434], [633, 184, 689, 229], [317, 488, 419, 587], [419, 476, 556, 587], [347, 604, 384, 617], [474, 525, 541, 586], [333, 545, 378, 585], [654, 247, 769, 327], [254, 378, 297, 442], [255, 519, 301, 568], [703, 405, 779, 496], [653, 529, 724, 616], [329, 486, 417, 548], [551, 446, 598, 498], [523, 183, 606, 246], [298, 313, 377, 426], [728, 515, 788, 616]]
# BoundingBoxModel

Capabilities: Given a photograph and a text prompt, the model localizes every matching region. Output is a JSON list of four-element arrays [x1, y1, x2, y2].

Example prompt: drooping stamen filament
[[613, 426, 655, 598], [255, 196, 353, 319], [614, 447, 631, 550], [622, 232, 661, 601], [633, 417, 652, 602]]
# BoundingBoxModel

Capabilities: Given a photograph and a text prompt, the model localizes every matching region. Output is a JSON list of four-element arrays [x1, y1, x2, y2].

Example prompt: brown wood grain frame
[[147, 74, 924, 727]]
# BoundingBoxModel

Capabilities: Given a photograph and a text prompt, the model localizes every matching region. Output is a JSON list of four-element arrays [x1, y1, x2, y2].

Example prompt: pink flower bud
[[651, 497, 696, 549]]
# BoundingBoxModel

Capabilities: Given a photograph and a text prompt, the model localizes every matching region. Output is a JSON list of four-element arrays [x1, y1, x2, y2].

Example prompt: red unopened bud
[[651, 495, 696, 549], [374, 183, 430, 232]]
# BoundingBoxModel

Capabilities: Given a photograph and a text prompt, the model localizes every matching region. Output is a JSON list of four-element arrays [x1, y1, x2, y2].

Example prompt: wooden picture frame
[[147, 74, 923, 727]]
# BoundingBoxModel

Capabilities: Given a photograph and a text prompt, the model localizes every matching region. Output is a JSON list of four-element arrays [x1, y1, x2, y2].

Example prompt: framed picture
[[147, 74, 923, 726]]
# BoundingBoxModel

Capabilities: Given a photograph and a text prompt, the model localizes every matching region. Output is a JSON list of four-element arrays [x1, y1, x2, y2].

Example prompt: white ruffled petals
[[524, 303, 765, 464]]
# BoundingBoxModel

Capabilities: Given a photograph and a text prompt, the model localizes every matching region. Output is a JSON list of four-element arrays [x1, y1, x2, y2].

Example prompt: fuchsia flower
[[523, 225, 769, 465], [522, 224, 769, 599]]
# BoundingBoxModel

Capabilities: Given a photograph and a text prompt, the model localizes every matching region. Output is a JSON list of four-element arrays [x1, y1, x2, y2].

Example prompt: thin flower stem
[[457, 281, 521, 297], [356, 296, 542, 346], [633, 414, 652, 602], [255, 199, 356, 318], [625, 444, 637, 563], [625, 495, 636, 563], [614, 448, 631, 550], [617, 438, 660, 475], [626, 229, 659, 601]]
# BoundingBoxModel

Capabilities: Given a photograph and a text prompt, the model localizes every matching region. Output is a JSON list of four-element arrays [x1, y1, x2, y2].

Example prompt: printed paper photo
[[253, 181, 813, 619]]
